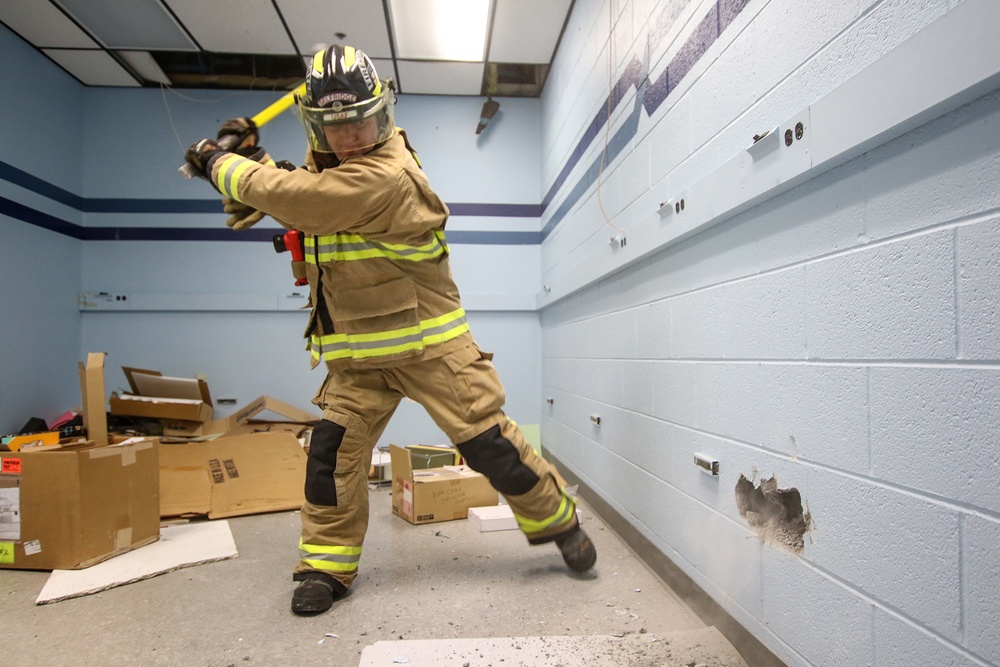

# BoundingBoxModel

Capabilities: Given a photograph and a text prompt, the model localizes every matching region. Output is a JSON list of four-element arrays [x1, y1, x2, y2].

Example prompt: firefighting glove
[[219, 146, 283, 230], [184, 138, 225, 182], [222, 198, 265, 230], [217, 117, 259, 149]]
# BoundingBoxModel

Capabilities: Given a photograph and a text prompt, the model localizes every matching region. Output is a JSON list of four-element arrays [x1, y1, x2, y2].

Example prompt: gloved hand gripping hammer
[[178, 82, 307, 179]]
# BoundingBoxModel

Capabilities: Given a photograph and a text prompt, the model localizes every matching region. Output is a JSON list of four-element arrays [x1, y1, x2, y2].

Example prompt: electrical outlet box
[[694, 452, 719, 476], [79, 292, 131, 310]]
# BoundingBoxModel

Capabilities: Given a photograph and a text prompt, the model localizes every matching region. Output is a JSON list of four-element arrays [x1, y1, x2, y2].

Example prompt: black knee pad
[[456, 425, 539, 496], [305, 419, 346, 506]]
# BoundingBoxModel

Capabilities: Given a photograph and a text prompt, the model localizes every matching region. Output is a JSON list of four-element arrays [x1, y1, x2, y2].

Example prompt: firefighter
[[184, 45, 596, 615]]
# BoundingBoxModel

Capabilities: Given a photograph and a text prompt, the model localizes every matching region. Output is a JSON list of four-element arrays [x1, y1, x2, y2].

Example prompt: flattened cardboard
[[0, 440, 160, 570], [157, 431, 307, 519], [389, 444, 498, 525], [161, 395, 318, 438]]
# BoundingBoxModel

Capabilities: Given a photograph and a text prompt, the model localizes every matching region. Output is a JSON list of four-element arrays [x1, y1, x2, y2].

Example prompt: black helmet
[[296, 45, 395, 157]]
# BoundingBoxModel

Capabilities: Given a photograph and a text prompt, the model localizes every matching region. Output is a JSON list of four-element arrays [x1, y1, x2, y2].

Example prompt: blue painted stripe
[[0, 162, 84, 210], [445, 230, 540, 245], [1, 198, 537, 245], [0, 195, 84, 239], [447, 203, 542, 217], [0, 160, 541, 219], [1, 0, 749, 246], [540, 0, 751, 239]]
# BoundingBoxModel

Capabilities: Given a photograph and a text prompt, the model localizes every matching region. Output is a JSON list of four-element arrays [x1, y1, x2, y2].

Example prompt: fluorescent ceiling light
[[390, 0, 490, 61]]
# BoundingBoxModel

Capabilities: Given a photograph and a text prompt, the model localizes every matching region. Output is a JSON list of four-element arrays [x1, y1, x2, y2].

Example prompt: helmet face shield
[[298, 83, 395, 157]]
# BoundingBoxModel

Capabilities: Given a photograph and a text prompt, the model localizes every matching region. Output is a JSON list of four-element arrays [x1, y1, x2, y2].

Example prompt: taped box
[[389, 444, 497, 525], [0, 440, 159, 570], [0, 352, 160, 570]]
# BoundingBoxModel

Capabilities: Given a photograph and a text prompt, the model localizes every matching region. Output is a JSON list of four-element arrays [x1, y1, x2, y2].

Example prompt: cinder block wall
[[538, 1, 1000, 665]]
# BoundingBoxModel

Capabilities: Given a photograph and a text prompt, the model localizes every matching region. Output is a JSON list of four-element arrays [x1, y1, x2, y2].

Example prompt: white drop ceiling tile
[[489, 0, 572, 63], [118, 51, 171, 85], [42, 49, 140, 87], [57, 0, 194, 50], [0, 0, 98, 48], [396, 61, 484, 95], [164, 0, 295, 54], [278, 0, 393, 58]]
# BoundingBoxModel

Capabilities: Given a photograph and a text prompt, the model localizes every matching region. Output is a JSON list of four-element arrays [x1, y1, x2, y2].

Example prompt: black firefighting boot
[[554, 525, 597, 573], [291, 572, 348, 615]]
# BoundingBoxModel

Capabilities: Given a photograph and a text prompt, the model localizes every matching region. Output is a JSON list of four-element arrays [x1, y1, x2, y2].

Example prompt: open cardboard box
[[0, 353, 160, 570], [389, 444, 497, 525], [109, 366, 214, 423]]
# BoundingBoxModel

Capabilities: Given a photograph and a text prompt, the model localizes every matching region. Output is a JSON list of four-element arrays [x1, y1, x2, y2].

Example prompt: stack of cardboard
[[0, 353, 160, 570], [102, 364, 318, 520]]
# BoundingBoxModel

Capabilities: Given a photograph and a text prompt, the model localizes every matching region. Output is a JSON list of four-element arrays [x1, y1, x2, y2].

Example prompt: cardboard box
[[161, 395, 318, 438], [157, 431, 307, 519], [0, 440, 160, 570], [468, 504, 519, 532], [0, 353, 160, 570], [1, 431, 60, 452], [109, 367, 214, 423], [389, 444, 497, 525]]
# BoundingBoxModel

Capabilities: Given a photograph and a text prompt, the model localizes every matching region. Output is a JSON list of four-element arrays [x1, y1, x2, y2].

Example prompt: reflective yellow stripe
[[310, 308, 469, 363], [343, 45, 356, 70], [514, 492, 576, 535], [214, 153, 256, 201], [312, 50, 324, 77], [305, 231, 448, 264], [299, 540, 362, 573]]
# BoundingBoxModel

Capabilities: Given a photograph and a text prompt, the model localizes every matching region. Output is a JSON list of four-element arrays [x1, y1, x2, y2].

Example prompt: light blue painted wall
[[0, 26, 84, 433], [76, 90, 543, 446], [1, 23, 543, 445], [539, 1, 999, 666]]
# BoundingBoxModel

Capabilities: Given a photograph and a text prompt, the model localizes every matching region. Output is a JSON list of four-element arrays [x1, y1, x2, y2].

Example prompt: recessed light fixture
[[389, 0, 490, 61]]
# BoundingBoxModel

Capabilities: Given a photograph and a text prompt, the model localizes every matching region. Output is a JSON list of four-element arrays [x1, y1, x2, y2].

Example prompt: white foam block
[[35, 520, 238, 604], [468, 504, 518, 532]]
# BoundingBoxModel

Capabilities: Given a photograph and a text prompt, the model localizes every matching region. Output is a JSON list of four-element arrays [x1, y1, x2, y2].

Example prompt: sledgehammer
[[178, 81, 307, 179]]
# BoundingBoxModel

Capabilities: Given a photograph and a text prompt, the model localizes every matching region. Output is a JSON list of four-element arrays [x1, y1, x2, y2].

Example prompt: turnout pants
[[295, 343, 578, 589]]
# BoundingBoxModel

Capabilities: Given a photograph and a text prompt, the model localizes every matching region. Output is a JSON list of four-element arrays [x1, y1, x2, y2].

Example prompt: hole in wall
[[735, 474, 811, 553]]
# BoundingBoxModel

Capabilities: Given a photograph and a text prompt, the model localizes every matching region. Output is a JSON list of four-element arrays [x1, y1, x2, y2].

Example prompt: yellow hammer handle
[[179, 81, 307, 179], [251, 82, 307, 127]]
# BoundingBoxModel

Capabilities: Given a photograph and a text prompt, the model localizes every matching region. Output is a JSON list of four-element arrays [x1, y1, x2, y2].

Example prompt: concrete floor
[[1, 487, 748, 667]]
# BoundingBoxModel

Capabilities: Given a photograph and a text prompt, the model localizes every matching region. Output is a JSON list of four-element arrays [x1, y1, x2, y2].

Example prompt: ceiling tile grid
[[0, 0, 575, 96]]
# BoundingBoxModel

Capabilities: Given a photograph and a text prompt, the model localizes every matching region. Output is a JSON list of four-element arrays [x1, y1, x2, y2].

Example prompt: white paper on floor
[[359, 629, 748, 667], [35, 520, 238, 605]]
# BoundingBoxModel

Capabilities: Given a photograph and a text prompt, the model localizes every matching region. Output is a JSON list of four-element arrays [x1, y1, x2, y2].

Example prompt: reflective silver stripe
[[299, 542, 362, 573], [214, 154, 256, 201], [305, 230, 448, 263], [310, 309, 469, 362]]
